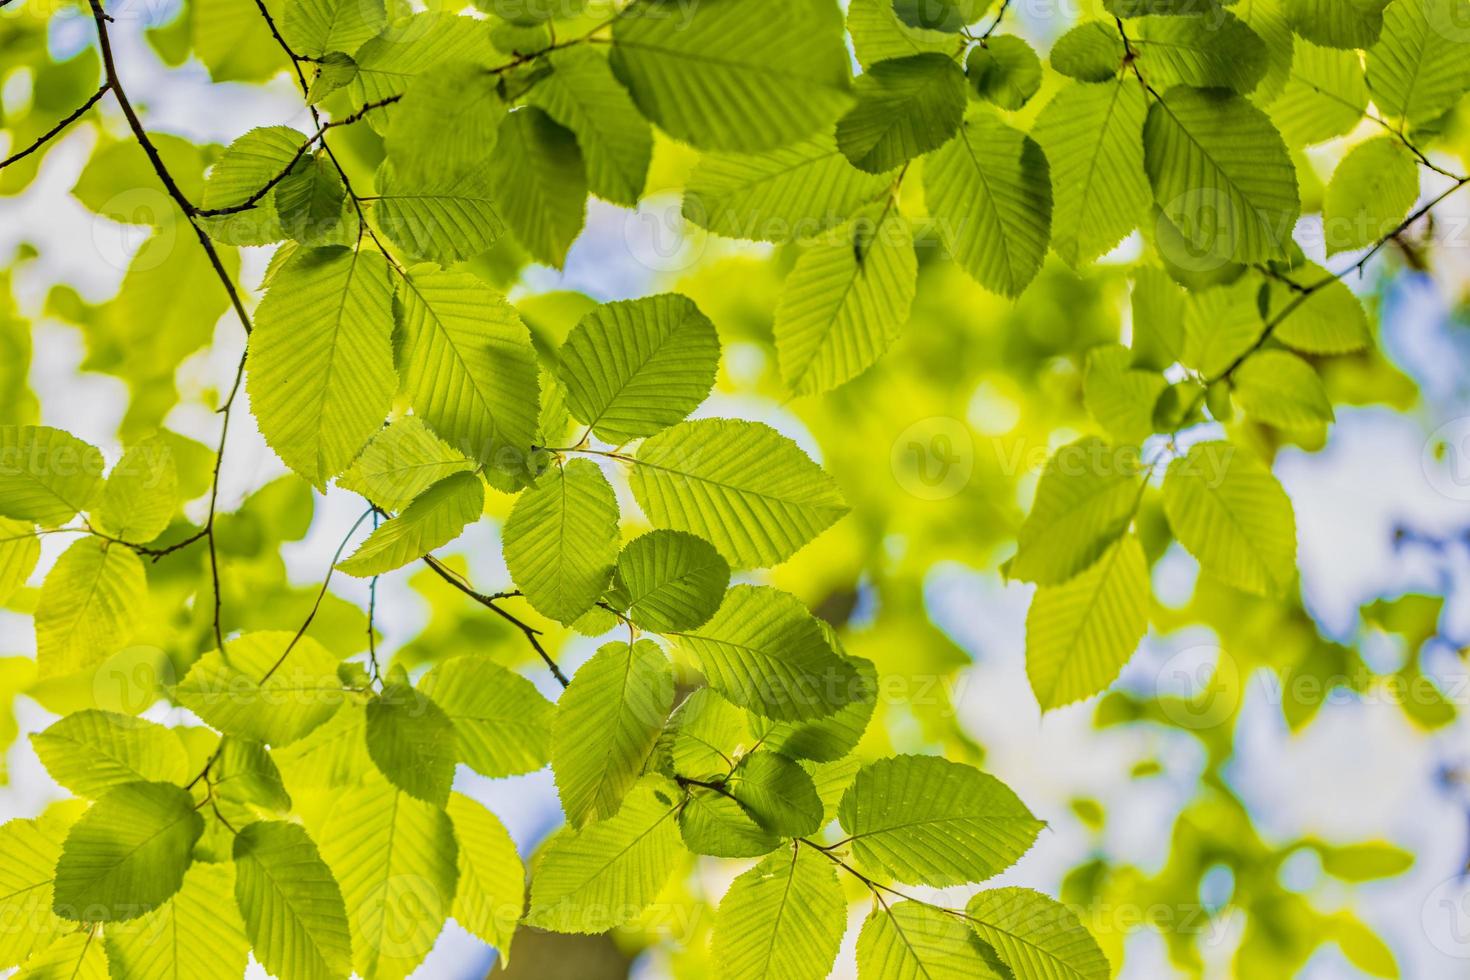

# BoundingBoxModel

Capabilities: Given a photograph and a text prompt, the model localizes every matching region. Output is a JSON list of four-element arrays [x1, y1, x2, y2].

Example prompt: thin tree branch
[[258, 506, 376, 683], [421, 554, 571, 687], [86, 0, 252, 335], [0, 83, 111, 172]]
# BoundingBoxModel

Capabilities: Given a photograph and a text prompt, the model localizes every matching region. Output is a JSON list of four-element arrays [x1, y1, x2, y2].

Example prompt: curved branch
[[421, 554, 571, 687], [0, 83, 111, 172]]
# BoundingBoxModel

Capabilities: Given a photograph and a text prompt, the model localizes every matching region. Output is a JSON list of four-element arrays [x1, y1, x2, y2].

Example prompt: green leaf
[[283, 0, 385, 59], [684, 134, 894, 243], [174, 631, 345, 746], [503, 458, 620, 624], [272, 701, 373, 795], [527, 47, 653, 206], [837, 53, 967, 173], [337, 472, 483, 577], [1368, 0, 1470, 127], [446, 792, 523, 957], [213, 737, 293, 813], [385, 61, 504, 185], [0, 425, 103, 526], [662, 686, 751, 778], [848, 0, 957, 68], [394, 268, 541, 471], [893, 0, 989, 31], [774, 205, 915, 395], [1033, 78, 1151, 268], [487, 107, 587, 269], [964, 888, 1111, 980], [15, 932, 109, 980], [1130, 266, 1187, 370], [526, 776, 683, 933], [670, 584, 857, 720], [0, 819, 69, 969], [1162, 440, 1297, 596], [1238, 0, 1295, 105], [838, 754, 1043, 886], [1083, 345, 1167, 445], [199, 126, 300, 246], [53, 781, 202, 922], [95, 434, 178, 544], [350, 14, 499, 108], [1232, 350, 1334, 430], [1132, 11, 1269, 94], [1144, 87, 1299, 265], [32, 710, 187, 798], [307, 52, 359, 105], [0, 517, 40, 605], [679, 788, 782, 857], [1323, 137, 1419, 256], [233, 820, 353, 980], [1315, 841, 1415, 882], [1181, 277, 1263, 377], [365, 681, 458, 806], [553, 639, 674, 827], [335, 416, 475, 511], [1050, 21, 1125, 82], [1008, 436, 1141, 585], [1331, 913, 1399, 978], [1268, 41, 1369, 146], [35, 538, 146, 676], [419, 656, 553, 778], [1285, 0, 1391, 48], [1026, 534, 1149, 710], [711, 846, 847, 980], [968, 35, 1043, 110], [103, 862, 251, 980], [246, 247, 394, 489], [724, 751, 824, 837], [610, 529, 730, 632], [630, 418, 849, 568], [320, 781, 458, 980], [610, 0, 853, 152], [1107, 0, 1221, 13], [749, 651, 877, 762], [924, 108, 1052, 298], [275, 155, 356, 246], [857, 900, 1007, 979], [557, 293, 721, 443], [373, 162, 504, 265]]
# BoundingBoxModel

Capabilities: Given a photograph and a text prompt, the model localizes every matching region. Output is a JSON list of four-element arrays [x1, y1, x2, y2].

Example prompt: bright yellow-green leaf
[[1162, 440, 1297, 596], [246, 247, 395, 489], [35, 538, 147, 677], [53, 781, 202, 922], [320, 780, 458, 980], [233, 820, 353, 980], [838, 755, 1043, 886], [553, 639, 674, 827], [502, 458, 620, 624], [630, 419, 849, 568], [419, 656, 553, 778], [711, 846, 846, 980], [1026, 535, 1149, 710], [32, 710, 188, 798], [526, 776, 683, 933]]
